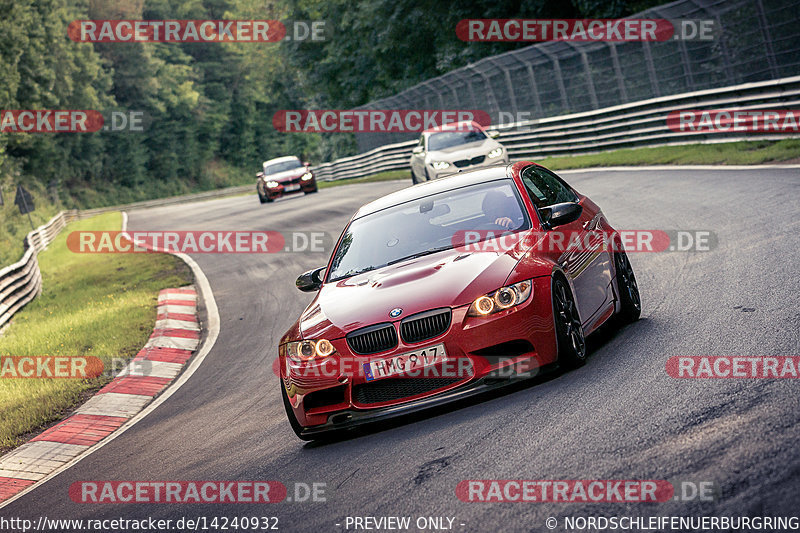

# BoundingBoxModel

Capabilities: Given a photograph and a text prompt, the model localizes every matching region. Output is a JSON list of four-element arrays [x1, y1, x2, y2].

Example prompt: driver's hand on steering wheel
[[494, 217, 513, 228]]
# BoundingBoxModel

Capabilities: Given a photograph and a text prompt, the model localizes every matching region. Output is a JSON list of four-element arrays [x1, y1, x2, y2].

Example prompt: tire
[[257, 190, 268, 204], [411, 170, 419, 184], [552, 276, 587, 369], [614, 250, 641, 323], [304, 186, 318, 194], [281, 382, 311, 440]]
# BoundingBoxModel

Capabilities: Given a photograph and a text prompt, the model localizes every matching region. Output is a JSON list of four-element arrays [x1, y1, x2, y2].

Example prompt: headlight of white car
[[266, 180, 280, 188], [487, 147, 504, 159], [431, 161, 450, 170], [467, 280, 533, 317]]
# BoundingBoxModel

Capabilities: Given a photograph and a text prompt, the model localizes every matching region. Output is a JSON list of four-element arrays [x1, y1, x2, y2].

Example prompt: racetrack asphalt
[[3, 168, 799, 531]]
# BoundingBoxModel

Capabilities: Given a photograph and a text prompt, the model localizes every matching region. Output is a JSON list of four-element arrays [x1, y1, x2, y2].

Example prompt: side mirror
[[296, 267, 326, 292], [487, 130, 500, 139], [539, 202, 582, 229], [412, 146, 424, 155], [256, 172, 263, 179], [303, 161, 311, 167]]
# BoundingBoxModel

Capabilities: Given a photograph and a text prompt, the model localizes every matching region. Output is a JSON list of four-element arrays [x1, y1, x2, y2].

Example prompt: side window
[[520, 166, 578, 208]]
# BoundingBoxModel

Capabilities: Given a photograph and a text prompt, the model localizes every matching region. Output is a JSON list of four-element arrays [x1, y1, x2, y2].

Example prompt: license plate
[[284, 184, 300, 192], [363, 343, 448, 381]]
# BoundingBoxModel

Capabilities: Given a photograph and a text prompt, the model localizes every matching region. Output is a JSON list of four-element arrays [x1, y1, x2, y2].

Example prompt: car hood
[[263, 167, 307, 183], [295, 238, 537, 340], [425, 138, 501, 162]]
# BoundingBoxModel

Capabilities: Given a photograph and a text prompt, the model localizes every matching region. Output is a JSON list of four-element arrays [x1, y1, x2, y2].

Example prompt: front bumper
[[280, 276, 557, 433], [264, 176, 317, 199], [429, 153, 509, 179], [296, 372, 556, 438]]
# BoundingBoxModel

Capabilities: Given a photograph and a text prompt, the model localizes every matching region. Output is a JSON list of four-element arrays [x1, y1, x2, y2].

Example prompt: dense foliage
[[0, 0, 659, 208]]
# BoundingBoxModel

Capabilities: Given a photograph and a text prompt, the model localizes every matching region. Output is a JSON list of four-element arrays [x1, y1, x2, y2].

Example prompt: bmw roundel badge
[[389, 308, 403, 318]]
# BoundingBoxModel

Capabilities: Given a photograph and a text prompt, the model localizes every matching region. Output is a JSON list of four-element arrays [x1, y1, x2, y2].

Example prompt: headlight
[[285, 339, 336, 363], [266, 180, 280, 188], [301, 172, 313, 181], [467, 280, 532, 317], [487, 147, 504, 159], [431, 161, 450, 170]]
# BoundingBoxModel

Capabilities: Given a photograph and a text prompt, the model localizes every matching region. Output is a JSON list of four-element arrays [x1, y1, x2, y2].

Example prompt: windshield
[[264, 159, 303, 174], [428, 128, 486, 151], [327, 180, 530, 282]]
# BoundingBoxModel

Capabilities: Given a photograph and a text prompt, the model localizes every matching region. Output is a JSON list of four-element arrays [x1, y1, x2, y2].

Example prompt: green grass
[[318, 169, 409, 189], [0, 213, 192, 451], [535, 139, 800, 170]]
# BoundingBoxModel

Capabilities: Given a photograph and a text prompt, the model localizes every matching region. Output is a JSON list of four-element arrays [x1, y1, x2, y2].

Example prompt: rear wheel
[[614, 250, 641, 323], [553, 276, 586, 369]]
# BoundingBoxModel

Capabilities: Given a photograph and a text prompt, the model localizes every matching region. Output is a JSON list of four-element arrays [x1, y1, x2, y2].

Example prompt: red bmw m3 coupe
[[278, 161, 641, 439]]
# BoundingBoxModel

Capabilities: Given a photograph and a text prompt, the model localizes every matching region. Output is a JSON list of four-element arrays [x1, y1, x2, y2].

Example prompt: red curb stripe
[[151, 328, 200, 339], [156, 312, 198, 322], [159, 299, 197, 307], [134, 347, 193, 364], [31, 414, 127, 446], [160, 288, 196, 295], [98, 376, 171, 396], [0, 477, 36, 501]]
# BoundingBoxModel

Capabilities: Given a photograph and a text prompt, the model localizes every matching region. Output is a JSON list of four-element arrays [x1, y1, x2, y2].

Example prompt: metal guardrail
[[0, 210, 79, 329], [0, 183, 258, 330], [313, 75, 800, 181], [354, 0, 800, 152]]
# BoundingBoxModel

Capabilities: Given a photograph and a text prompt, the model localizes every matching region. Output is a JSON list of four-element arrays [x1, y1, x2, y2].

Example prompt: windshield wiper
[[385, 246, 452, 266], [331, 266, 378, 281]]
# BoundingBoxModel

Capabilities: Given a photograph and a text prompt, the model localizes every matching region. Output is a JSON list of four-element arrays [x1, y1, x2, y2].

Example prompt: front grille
[[453, 155, 486, 168], [400, 308, 451, 344], [346, 323, 398, 355], [353, 377, 462, 404]]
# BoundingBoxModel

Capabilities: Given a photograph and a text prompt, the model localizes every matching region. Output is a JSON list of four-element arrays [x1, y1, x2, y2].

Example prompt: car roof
[[262, 155, 300, 166], [423, 120, 485, 135], [353, 165, 513, 219]]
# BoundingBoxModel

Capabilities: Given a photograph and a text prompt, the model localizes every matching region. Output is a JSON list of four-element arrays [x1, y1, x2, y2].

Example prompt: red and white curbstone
[[0, 286, 201, 503]]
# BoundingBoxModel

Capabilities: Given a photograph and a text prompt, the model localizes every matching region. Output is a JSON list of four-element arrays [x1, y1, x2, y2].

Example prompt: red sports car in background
[[278, 161, 641, 439], [257, 155, 317, 203]]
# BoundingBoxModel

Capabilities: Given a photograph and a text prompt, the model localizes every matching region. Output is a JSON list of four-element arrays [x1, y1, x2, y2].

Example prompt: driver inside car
[[481, 189, 523, 230]]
